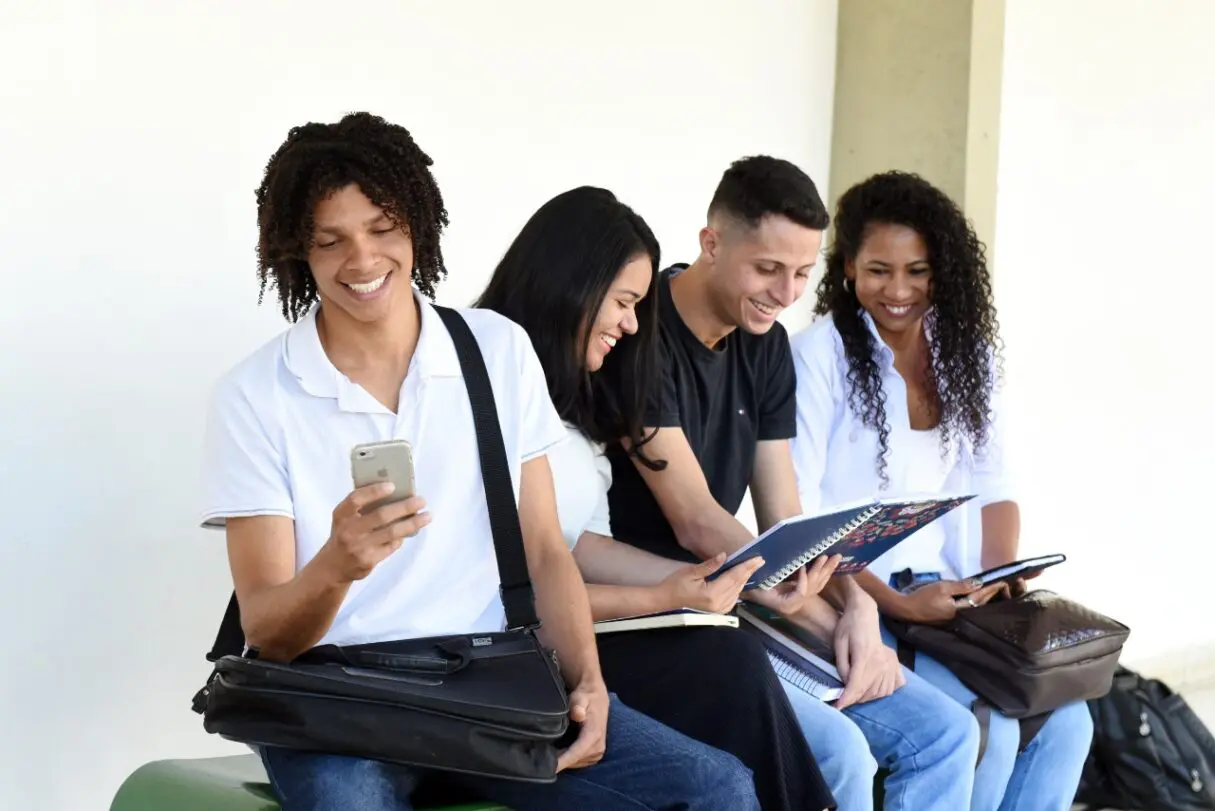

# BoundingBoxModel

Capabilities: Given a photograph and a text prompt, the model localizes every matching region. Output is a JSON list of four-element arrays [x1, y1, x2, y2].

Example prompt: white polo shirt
[[788, 312, 1015, 583], [200, 289, 566, 647]]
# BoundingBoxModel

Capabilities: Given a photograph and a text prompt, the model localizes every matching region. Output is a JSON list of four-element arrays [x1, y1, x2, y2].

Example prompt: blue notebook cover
[[707, 494, 975, 590]]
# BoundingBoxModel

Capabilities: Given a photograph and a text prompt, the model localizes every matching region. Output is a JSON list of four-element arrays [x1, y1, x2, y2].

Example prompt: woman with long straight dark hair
[[477, 186, 836, 811]]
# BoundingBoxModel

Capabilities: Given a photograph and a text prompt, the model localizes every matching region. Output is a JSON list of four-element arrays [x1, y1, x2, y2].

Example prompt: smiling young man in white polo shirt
[[200, 112, 761, 811]]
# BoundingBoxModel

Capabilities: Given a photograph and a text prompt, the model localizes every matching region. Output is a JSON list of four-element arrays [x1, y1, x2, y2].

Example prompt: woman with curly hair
[[788, 171, 1093, 810]]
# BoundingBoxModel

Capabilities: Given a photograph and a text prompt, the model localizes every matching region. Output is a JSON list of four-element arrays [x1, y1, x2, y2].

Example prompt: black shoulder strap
[[433, 305, 537, 631], [204, 305, 539, 662]]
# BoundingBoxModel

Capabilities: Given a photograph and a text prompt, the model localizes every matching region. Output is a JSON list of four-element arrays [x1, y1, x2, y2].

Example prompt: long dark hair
[[814, 171, 1002, 485], [476, 186, 663, 466]]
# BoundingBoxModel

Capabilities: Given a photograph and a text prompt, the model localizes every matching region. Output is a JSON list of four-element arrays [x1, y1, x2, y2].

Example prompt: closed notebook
[[708, 494, 975, 591], [737, 604, 843, 702], [970, 554, 1067, 588], [593, 608, 739, 635]]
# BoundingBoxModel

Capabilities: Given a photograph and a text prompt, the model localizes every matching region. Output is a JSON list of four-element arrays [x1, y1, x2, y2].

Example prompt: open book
[[593, 608, 739, 635], [707, 494, 975, 590], [737, 604, 843, 702]]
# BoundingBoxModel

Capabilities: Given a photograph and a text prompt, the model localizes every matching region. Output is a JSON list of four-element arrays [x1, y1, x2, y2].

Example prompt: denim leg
[[779, 668, 878, 811], [259, 746, 421, 811], [904, 649, 1017, 811], [997, 700, 1093, 811], [840, 666, 980, 811], [460, 696, 761, 811]]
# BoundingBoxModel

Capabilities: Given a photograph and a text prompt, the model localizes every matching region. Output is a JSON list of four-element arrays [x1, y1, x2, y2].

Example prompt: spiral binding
[[759, 504, 883, 589]]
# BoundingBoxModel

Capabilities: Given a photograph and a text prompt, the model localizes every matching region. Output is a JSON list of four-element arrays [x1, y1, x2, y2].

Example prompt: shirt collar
[[284, 287, 461, 402], [858, 307, 936, 369]]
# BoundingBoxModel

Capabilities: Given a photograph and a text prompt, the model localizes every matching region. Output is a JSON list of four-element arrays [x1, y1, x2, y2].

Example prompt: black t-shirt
[[606, 265, 798, 562]]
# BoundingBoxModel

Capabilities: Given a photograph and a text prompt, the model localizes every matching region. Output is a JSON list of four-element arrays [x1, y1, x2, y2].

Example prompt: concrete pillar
[[828, 0, 1006, 259]]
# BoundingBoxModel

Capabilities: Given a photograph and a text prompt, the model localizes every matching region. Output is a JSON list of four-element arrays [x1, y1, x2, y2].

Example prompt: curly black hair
[[254, 112, 450, 321], [814, 170, 1003, 485]]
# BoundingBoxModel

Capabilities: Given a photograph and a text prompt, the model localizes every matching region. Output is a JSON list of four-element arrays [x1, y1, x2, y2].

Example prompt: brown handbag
[[885, 579, 1130, 754]]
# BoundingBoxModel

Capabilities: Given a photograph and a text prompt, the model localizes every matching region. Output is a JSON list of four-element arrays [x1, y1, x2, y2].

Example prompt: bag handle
[[432, 305, 538, 631], [204, 305, 539, 663]]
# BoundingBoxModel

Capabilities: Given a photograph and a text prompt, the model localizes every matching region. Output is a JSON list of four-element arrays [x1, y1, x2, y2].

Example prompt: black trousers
[[596, 625, 837, 811]]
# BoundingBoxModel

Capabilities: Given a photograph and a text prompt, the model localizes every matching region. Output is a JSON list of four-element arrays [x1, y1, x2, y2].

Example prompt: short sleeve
[[789, 329, 840, 515], [200, 378, 294, 529], [972, 364, 1016, 507], [584, 450, 613, 537], [758, 327, 797, 441], [643, 330, 683, 428], [514, 328, 567, 462]]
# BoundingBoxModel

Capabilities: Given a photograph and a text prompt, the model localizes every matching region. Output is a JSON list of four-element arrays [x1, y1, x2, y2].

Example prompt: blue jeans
[[258, 695, 761, 811], [780, 657, 980, 810]]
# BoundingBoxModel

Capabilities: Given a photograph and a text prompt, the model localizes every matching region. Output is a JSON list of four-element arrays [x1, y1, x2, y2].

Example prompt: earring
[[843, 277, 852, 294]]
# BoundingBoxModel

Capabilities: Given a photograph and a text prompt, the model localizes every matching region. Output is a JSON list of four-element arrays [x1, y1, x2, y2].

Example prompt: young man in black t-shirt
[[606, 157, 981, 811]]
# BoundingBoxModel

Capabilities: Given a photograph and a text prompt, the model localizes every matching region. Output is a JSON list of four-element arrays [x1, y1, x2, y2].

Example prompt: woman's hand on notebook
[[659, 553, 764, 614]]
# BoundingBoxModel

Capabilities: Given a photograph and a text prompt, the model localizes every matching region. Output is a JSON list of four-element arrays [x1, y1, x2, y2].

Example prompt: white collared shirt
[[200, 289, 565, 646], [788, 312, 1015, 584]]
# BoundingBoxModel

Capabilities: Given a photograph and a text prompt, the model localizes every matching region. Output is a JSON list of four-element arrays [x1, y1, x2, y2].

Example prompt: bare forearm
[[673, 503, 756, 560], [586, 584, 674, 622], [573, 533, 684, 587], [821, 574, 872, 612], [793, 595, 841, 639], [532, 545, 602, 688], [981, 501, 1021, 569], [241, 554, 352, 662], [853, 569, 910, 619]]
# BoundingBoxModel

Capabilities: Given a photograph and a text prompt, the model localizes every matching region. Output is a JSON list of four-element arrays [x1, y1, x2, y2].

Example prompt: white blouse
[[546, 422, 613, 550], [787, 312, 1016, 584]]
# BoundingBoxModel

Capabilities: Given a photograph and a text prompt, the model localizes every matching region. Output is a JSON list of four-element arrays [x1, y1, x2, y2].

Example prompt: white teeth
[[347, 275, 388, 294], [602, 335, 617, 347], [886, 304, 911, 315], [751, 299, 777, 316]]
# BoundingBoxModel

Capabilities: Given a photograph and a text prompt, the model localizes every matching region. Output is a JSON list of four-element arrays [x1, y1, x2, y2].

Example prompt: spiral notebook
[[707, 494, 975, 590], [737, 604, 844, 702]]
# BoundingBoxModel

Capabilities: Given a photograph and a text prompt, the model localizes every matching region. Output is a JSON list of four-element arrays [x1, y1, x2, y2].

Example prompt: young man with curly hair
[[605, 157, 982, 810], [200, 111, 761, 811], [791, 170, 1092, 810]]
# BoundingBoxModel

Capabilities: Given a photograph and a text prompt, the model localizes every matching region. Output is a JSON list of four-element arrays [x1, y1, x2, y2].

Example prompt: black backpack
[[1076, 666, 1215, 810]]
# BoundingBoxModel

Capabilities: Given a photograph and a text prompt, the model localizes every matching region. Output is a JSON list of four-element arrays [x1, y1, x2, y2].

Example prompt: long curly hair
[[254, 112, 449, 321], [813, 171, 1003, 484]]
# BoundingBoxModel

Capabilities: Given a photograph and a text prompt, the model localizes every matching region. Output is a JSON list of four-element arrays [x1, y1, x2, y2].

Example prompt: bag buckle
[[500, 583, 541, 631]]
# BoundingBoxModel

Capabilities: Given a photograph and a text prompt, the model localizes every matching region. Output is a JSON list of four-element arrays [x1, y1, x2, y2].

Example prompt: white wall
[[994, 0, 1215, 666], [0, 2, 838, 808]]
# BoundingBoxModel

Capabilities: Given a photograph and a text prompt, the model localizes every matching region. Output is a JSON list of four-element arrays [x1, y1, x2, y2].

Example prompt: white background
[[994, 1, 1213, 665], [0, 1, 838, 808]]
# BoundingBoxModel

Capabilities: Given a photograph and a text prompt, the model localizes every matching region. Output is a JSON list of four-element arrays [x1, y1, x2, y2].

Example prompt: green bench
[[110, 753, 886, 809], [109, 754, 508, 811]]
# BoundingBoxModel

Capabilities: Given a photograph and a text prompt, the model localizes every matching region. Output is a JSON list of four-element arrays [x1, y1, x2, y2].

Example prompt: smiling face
[[847, 222, 933, 338], [584, 254, 651, 373], [307, 184, 415, 324], [703, 214, 822, 335]]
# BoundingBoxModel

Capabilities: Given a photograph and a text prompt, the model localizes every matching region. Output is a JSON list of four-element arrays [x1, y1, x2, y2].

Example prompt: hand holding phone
[[317, 441, 428, 583]]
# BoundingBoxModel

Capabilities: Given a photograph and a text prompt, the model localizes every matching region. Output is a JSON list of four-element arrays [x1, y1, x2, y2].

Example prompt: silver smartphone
[[351, 439, 416, 514]]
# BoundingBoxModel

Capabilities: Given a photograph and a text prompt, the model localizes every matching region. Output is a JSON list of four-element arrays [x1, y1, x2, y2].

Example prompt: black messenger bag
[[191, 306, 570, 783]]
